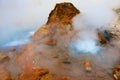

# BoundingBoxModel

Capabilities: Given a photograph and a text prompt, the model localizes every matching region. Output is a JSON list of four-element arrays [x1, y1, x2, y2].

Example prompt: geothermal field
[[0, 0, 120, 80]]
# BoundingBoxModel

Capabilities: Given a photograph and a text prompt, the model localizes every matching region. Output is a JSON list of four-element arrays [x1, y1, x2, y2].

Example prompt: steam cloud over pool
[[71, 39, 101, 54]]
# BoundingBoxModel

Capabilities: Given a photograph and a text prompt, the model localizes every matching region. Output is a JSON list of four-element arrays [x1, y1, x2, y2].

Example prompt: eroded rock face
[[34, 2, 80, 41], [34, 2, 114, 46], [47, 2, 80, 24]]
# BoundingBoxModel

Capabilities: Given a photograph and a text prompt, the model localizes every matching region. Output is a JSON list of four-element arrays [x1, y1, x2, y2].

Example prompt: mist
[[0, 0, 120, 79], [0, 0, 120, 48]]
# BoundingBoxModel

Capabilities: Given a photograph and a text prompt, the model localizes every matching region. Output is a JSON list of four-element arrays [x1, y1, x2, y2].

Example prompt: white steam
[[0, 0, 120, 48], [71, 0, 120, 54], [71, 39, 100, 54]]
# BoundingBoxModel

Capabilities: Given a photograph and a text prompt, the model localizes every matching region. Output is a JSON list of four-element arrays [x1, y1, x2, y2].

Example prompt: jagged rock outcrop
[[33, 2, 113, 46], [34, 2, 80, 41], [47, 3, 80, 25]]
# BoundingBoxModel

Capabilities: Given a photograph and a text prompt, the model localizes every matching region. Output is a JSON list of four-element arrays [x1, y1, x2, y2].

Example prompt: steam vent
[[1, 2, 120, 80]]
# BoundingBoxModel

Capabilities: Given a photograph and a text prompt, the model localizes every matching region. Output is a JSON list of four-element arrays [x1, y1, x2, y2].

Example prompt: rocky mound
[[47, 2, 80, 24], [34, 2, 80, 41]]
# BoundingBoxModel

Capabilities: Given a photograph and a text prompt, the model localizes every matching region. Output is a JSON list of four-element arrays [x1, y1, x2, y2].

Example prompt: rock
[[34, 2, 80, 40], [18, 68, 53, 80], [98, 32, 109, 45], [97, 30, 115, 46], [0, 53, 10, 62], [110, 8, 120, 39], [113, 64, 120, 80], [47, 2, 80, 24], [105, 25, 120, 39], [83, 61, 92, 72], [15, 42, 36, 72], [34, 25, 50, 40], [97, 8, 120, 45]]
